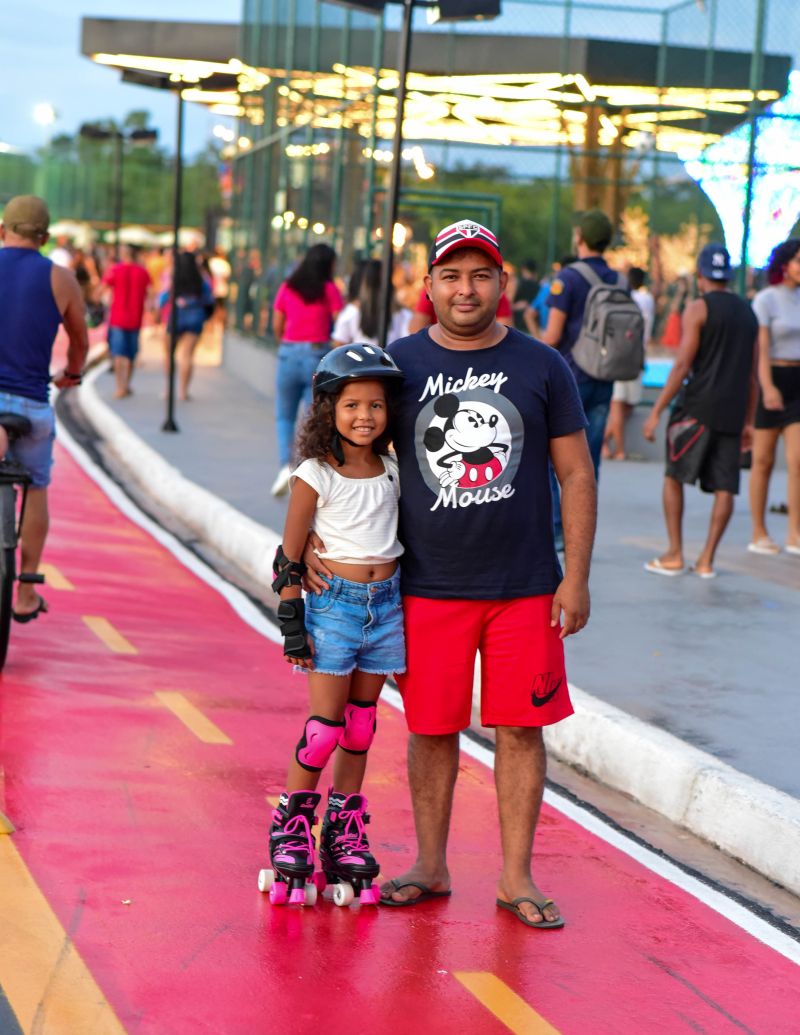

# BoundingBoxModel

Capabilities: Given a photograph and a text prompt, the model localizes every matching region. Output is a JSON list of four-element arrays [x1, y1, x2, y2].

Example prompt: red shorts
[[395, 595, 573, 734]]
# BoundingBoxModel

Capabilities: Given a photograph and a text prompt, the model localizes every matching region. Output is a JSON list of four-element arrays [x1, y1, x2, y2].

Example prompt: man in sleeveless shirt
[[0, 196, 88, 620], [643, 243, 758, 578]]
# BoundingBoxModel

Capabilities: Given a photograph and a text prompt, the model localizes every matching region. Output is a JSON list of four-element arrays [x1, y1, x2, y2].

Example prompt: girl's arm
[[757, 324, 783, 410], [280, 479, 319, 599], [274, 478, 319, 668]]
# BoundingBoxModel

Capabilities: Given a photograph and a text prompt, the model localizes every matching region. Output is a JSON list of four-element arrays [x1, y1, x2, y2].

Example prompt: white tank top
[[291, 455, 404, 565]]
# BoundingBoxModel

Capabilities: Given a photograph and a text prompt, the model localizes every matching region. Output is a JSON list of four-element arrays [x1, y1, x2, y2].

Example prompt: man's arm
[[541, 306, 567, 348], [523, 305, 539, 336], [50, 265, 89, 386], [549, 430, 596, 638], [642, 297, 705, 441]]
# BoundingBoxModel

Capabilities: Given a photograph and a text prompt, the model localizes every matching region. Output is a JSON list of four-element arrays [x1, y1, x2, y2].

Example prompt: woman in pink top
[[271, 244, 342, 495]]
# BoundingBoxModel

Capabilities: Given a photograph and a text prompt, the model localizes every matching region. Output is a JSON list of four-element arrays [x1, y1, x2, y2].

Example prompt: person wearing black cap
[[642, 243, 759, 578], [306, 219, 597, 927], [0, 195, 88, 621]]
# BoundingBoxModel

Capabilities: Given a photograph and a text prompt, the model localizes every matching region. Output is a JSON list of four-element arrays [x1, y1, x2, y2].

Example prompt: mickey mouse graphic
[[423, 393, 510, 488]]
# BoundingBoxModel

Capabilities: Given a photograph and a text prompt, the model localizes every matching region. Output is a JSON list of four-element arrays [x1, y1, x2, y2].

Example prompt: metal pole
[[739, 0, 767, 294], [162, 89, 184, 434], [379, 0, 414, 347]]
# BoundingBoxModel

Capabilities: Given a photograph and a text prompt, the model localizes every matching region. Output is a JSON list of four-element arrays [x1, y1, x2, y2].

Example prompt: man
[[542, 209, 619, 474], [511, 258, 540, 333], [603, 266, 655, 460], [0, 196, 88, 620], [408, 280, 513, 333], [102, 244, 151, 399], [643, 243, 758, 578], [307, 220, 597, 927], [541, 210, 618, 547]]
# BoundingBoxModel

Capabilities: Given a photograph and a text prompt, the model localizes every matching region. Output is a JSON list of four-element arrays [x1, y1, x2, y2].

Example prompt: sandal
[[747, 538, 780, 556]]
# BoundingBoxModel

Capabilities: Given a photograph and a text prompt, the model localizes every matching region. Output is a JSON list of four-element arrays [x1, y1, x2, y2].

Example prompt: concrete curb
[[74, 364, 800, 898]]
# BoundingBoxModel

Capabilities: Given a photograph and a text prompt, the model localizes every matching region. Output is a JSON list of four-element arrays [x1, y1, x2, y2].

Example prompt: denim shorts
[[305, 570, 406, 677], [0, 390, 55, 488], [108, 326, 140, 359]]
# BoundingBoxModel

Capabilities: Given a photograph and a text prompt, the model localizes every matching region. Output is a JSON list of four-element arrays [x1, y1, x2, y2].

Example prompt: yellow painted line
[[82, 616, 137, 655], [454, 972, 561, 1035], [0, 810, 14, 835], [0, 837, 128, 1034], [155, 692, 232, 745], [38, 563, 75, 590]]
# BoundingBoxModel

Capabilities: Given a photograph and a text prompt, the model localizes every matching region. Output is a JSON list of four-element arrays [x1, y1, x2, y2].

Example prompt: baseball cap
[[2, 195, 50, 239], [697, 242, 731, 281], [576, 209, 613, 251], [428, 219, 503, 269]]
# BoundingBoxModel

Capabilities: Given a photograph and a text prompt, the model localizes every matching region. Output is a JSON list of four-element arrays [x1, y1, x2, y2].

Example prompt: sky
[[2, 0, 798, 159], [0, 1, 241, 158]]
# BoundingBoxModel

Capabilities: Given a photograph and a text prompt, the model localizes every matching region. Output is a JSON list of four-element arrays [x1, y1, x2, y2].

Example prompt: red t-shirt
[[274, 281, 343, 343], [103, 263, 151, 330], [414, 287, 511, 322]]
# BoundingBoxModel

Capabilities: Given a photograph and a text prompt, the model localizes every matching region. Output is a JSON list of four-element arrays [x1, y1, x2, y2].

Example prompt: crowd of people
[[45, 235, 231, 401]]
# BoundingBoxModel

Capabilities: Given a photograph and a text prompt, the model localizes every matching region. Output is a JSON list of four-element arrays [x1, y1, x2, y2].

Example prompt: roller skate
[[319, 790, 381, 906], [258, 790, 322, 906]]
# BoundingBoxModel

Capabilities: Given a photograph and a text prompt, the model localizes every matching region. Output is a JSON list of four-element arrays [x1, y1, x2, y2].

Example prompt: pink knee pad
[[339, 701, 377, 755], [296, 716, 344, 772]]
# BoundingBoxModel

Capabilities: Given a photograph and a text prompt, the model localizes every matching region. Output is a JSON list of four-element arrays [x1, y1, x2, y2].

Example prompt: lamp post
[[79, 123, 158, 259], [329, 0, 501, 344]]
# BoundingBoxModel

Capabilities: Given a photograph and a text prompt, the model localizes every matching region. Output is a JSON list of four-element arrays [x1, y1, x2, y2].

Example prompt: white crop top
[[291, 455, 404, 565]]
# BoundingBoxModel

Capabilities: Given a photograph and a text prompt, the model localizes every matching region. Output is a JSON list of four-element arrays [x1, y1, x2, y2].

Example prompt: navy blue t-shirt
[[546, 256, 619, 384], [388, 327, 587, 600]]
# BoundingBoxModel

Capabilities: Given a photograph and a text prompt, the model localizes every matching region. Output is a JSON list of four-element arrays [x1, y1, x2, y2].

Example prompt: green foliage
[[1, 109, 224, 230], [400, 161, 726, 268]]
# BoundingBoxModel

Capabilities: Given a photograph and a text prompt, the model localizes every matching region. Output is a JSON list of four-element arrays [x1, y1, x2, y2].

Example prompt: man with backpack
[[542, 209, 644, 545]]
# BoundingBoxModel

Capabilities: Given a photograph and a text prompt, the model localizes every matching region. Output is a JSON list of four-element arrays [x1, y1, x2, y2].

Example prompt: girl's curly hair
[[766, 238, 800, 286], [295, 384, 396, 465]]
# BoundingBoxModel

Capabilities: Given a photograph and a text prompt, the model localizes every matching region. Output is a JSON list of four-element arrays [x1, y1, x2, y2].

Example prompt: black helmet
[[313, 343, 404, 395]]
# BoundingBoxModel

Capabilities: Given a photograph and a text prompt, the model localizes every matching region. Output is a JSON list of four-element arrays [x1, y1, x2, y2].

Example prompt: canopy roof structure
[[82, 17, 791, 160]]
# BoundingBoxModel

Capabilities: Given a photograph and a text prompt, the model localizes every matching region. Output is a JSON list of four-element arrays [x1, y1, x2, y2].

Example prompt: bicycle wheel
[[0, 545, 16, 671]]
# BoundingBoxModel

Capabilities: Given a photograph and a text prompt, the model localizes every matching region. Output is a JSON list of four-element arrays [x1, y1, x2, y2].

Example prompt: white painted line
[[58, 390, 800, 966]]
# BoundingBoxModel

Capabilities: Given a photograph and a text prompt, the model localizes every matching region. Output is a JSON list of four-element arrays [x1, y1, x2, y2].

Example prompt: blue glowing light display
[[683, 71, 800, 267]]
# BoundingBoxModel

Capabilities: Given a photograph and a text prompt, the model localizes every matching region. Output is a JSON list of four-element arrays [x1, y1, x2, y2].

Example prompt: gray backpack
[[569, 262, 645, 382]]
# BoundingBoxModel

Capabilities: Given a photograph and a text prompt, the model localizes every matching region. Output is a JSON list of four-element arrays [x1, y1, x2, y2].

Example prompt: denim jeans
[[551, 378, 612, 541], [275, 342, 329, 467], [305, 570, 405, 676]]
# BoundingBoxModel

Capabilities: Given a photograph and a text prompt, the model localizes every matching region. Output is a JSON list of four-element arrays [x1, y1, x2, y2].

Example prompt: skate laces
[[332, 805, 369, 851], [274, 814, 314, 856]]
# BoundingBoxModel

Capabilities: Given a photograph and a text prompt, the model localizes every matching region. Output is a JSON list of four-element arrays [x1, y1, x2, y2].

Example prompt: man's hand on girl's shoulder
[[301, 533, 332, 593]]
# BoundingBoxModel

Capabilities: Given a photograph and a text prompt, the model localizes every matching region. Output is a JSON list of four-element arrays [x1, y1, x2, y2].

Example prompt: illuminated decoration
[[261, 63, 780, 157], [683, 71, 800, 267], [90, 52, 269, 116]]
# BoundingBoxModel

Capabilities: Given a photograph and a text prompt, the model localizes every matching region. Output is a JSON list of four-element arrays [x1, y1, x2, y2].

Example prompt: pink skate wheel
[[359, 886, 381, 905], [288, 887, 306, 905], [304, 882, 318, 906], [269, 882, 288, 906]]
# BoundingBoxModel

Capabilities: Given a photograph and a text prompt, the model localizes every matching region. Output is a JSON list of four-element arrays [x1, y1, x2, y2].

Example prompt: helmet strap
[[330, 432, 367, 467]]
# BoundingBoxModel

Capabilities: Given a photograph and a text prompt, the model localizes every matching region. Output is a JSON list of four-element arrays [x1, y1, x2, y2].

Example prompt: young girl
[[259, 343, 405, 907]]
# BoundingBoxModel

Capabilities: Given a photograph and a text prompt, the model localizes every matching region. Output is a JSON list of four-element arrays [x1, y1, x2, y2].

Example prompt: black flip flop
[[379, 879, 452, 907], [12, 594, 48, 624], [496, 896, 565, 929]]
